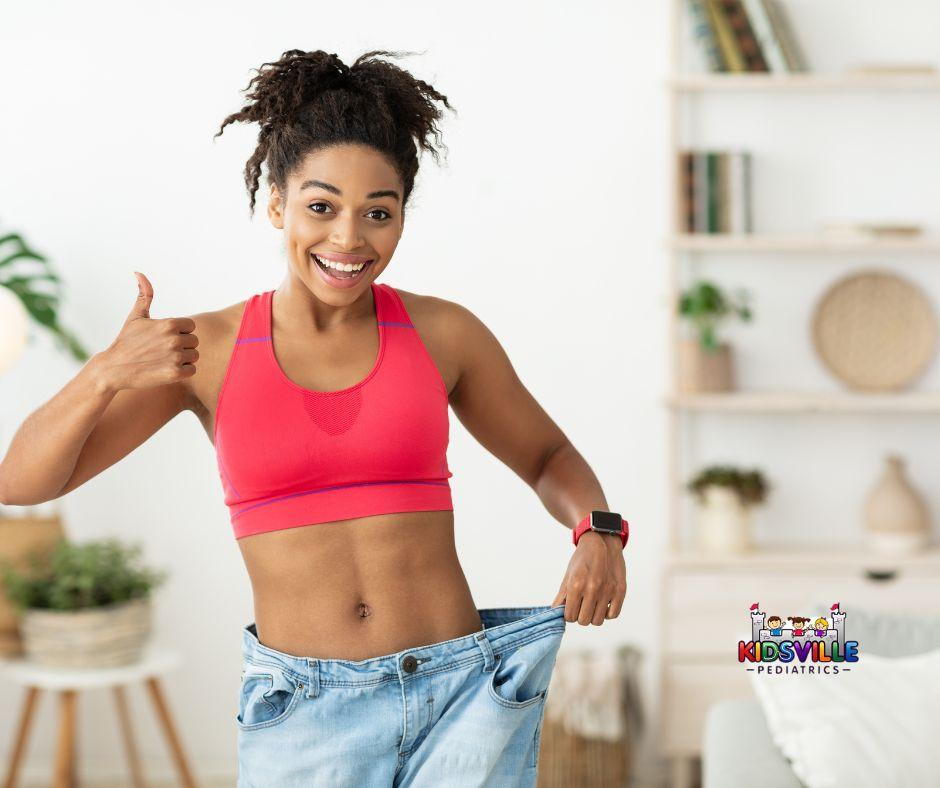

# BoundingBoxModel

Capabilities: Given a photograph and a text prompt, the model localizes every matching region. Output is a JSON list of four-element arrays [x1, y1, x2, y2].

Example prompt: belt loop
[[474, 631, 497, 672], [306, 658, 320, 699]]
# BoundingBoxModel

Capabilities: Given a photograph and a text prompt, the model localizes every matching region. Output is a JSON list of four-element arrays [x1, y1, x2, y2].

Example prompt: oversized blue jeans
[[235, 604, 567, 786]]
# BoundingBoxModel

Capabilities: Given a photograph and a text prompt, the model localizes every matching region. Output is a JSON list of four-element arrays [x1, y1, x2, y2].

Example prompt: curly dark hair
[[213, 48, 456, 218]]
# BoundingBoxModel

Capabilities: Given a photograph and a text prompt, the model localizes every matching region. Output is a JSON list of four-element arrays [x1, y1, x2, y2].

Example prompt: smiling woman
[[0, 47, 624, 788]]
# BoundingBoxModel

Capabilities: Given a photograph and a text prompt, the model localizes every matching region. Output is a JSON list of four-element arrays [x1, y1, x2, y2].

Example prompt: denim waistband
[[242, 604, 566, 695]]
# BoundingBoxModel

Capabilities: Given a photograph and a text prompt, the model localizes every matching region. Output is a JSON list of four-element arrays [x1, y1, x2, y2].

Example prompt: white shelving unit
[[659, 3, 940, 785]]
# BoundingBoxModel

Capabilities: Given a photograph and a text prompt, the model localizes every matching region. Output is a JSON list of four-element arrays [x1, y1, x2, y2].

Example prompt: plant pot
[[864, 455, 930, 556], [696, 485, 752, 554], [19, 596, 152, 668], [0, 515, 66, 657], [678, 340, 734, 393]]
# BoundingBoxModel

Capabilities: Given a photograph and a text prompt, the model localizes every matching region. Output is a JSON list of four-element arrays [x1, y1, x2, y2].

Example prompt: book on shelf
[[686, 0, 807, 73], [679, 150, 753, 234]]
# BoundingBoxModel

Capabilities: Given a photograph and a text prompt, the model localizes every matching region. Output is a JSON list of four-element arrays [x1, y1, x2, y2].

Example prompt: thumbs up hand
[[95, 272, 200, 392]]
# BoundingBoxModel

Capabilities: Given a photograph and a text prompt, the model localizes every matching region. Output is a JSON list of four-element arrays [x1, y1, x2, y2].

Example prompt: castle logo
[[738, 602, 860, 675]]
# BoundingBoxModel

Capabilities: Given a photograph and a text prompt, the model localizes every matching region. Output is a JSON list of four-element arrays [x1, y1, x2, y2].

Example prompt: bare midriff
[[236, 508, 484, 660]]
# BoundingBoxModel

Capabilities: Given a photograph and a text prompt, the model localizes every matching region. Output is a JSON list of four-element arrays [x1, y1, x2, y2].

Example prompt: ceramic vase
[[864, 454, 930, 556], [678, 340, 734, 394], [697, 485, 752, 554]]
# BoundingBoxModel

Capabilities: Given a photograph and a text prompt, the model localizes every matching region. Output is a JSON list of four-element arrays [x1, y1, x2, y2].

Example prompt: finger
[[565, 591, 583, 624], [592, 592, 611, 626], [551, 577, 567, 608], [578, 590, 597, 626], [128, 271, 153, 321], [606, 578, 626, 618]]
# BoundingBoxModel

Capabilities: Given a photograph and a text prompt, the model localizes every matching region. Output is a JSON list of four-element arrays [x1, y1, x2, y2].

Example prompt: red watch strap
[[572, 513, 629, 549]]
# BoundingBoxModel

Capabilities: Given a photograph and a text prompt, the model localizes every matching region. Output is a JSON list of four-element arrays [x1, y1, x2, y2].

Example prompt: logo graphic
[[738, 602, 859, 674]]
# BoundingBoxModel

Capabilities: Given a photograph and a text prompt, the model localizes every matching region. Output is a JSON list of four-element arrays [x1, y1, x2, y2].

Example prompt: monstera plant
[[0, 224, 89, 363]]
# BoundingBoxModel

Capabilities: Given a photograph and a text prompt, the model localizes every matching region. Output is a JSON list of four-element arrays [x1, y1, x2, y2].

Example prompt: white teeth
[[314, 255, 368, 272]]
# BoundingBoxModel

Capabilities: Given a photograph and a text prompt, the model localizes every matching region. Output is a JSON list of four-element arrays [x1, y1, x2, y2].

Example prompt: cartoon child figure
[[813, 617, 828, 637], [789, 616, 810, 636], [767, 615, 783, 636]]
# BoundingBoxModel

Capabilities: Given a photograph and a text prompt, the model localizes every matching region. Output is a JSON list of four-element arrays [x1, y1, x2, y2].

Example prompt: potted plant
[[0, 226, 90, 363], [677, 280, 752, 393], [687, 465, 769, 554], [0, 537, 168, 667]]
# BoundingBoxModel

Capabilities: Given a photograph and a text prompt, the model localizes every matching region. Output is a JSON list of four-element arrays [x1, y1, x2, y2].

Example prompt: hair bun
[[215, 48, 455, 218], [248, 49, 356, 128]]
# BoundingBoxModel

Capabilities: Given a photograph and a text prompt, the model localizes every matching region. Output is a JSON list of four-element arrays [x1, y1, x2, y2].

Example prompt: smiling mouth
[[311, 253, 374, 280]]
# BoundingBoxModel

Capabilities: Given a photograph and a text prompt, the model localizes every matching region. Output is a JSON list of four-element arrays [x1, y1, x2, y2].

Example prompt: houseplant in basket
[[677, 280, 752, 393], [687, 465, 769, 554], [0, 537, 168, 667]]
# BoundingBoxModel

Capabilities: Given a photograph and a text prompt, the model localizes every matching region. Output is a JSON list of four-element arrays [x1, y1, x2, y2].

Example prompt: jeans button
[[402, 655, 418, 673]]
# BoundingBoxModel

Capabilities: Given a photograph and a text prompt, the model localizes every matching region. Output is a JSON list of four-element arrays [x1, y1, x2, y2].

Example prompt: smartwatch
[[572, 510, 629, 549]]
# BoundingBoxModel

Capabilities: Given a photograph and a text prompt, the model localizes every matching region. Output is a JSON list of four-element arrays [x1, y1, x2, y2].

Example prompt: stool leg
[[143, 676, 197, 787], [3, 686, 40, 788], [112, 685, 146, 788], [53, 689, 77, 788]]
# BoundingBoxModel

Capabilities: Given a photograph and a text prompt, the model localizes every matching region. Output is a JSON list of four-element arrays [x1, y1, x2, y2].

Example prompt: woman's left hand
[[551, 532, 627, 625]]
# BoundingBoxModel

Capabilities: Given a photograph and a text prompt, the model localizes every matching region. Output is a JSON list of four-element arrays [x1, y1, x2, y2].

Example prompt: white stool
[[0, 646, 197, 788]]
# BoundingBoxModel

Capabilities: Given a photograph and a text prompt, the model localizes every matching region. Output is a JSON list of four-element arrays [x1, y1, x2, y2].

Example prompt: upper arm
[[443, 300, 568, 488], [57, 333, 200, 498]]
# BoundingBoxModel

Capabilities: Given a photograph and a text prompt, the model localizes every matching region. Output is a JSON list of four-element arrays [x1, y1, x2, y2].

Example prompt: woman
[[0, 49, 628, 787]]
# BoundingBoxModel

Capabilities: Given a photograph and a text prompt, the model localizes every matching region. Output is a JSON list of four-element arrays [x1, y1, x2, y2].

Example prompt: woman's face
[[268, 143, 404, 303]]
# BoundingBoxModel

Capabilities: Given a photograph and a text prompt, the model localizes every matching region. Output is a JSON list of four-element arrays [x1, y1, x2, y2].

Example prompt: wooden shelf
[[666, 546, 940, 571], [669, 72, 940, 92], [668, 233, 940, 254], [668, 392, 940, 413]]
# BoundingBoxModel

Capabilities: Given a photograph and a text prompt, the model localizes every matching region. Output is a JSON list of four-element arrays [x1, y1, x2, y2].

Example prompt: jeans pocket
[[236, 661, 305, 731], [486, 631, 561, 711]]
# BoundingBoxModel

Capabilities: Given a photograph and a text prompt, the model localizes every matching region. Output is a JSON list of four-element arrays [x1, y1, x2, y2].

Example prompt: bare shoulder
[[178, 298, 249, 429], [391, 286, 476, 338], [389, 286, 492, 398]]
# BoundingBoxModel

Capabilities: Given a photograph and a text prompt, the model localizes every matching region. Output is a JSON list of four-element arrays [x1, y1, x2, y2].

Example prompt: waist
[[240, 510, 477, 659]]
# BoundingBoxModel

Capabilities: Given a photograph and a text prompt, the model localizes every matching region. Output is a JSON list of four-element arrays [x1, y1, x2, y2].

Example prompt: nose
[[329, 212, 365, 251]]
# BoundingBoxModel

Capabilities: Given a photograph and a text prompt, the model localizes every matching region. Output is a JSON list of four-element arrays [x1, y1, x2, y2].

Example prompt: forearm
[[532, 441, 609, 532], [0, 353, 117, 505]]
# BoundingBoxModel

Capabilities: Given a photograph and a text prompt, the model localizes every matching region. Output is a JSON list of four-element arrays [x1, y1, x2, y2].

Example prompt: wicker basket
[[0, 515, 66, 657], [19, 596, 152, 668], [536, 645, 643, 787]]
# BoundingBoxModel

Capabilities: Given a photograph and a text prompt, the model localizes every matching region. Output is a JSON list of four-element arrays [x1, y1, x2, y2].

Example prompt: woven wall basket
[[811, 269, 938, 392]]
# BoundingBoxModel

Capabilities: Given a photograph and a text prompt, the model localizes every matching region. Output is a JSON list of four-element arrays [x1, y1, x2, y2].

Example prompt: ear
[[268, 182, 285, 229]]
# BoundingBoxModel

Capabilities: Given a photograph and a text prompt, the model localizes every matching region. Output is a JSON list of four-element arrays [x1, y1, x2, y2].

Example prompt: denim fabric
[[235, 604, 567, 787]]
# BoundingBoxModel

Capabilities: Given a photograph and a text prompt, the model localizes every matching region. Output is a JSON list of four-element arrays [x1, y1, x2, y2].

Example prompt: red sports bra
[[213, 282, 454, 540]]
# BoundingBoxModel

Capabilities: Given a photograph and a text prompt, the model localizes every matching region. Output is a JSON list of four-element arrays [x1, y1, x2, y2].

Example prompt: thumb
[[128, 271, 153, 321]]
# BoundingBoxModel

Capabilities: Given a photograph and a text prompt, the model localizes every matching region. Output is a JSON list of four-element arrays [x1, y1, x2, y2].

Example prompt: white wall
[[1, 0, 936, 784]]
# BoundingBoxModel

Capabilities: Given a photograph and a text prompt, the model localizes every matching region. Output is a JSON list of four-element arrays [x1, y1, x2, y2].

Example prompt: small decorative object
[[0, 537, 168, 667], [864, 455, 930, 556], [687, 465, 768, 554], [812, 269, 937, 392], [677, 281, 751, 393]]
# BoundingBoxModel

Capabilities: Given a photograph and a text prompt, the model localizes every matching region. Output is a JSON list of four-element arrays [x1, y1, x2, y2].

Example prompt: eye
[[368, 209, 392, 221], [308, 202, 332, 215]]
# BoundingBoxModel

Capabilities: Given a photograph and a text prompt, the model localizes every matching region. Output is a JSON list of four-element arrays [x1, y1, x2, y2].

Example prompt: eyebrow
[[299, 179, 400, 202]]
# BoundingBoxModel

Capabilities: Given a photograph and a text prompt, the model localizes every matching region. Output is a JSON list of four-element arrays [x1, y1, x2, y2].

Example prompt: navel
[[356, 602, 373, 619]]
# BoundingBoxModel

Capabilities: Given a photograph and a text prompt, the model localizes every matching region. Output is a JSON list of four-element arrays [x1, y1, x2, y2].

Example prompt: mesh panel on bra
[[300, 388, 362, 435]]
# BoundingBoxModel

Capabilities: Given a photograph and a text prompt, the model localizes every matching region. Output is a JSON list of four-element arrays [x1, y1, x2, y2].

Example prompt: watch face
[[591, 510, 622, 532]]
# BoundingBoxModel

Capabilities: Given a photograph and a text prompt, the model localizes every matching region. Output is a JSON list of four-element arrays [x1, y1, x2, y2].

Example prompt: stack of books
[[679, 150, 753, 234], [687, 0, 806, 73]]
